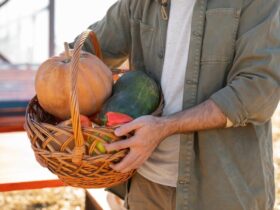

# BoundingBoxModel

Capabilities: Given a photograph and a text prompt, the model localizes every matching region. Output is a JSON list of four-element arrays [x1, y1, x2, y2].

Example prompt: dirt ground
[[0, 187, 85, 210], [0, 105, 279, 210]]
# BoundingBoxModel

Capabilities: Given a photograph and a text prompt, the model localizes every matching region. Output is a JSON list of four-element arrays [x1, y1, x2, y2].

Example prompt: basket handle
[[70, 30, 102, 164], [88, 31, 103, 59]]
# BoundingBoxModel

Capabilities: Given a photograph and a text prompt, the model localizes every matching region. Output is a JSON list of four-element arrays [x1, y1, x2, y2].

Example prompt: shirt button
[[186, 80, 194, 85], [192, 31, 202, 37], [179, 180, 186, 184], [158, 52, 164, 59]]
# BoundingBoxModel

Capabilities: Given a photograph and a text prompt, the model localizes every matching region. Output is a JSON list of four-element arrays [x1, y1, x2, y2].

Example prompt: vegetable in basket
[[35, 43, 113, 120], [97, 70, 161, 122]]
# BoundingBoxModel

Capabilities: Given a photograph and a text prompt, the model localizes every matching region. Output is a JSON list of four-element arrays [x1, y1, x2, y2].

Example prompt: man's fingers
[[104, 138, 133, 152], [120, 156, 145, 173], [114, 120, 142, 136], [110, 152, 138, 172]]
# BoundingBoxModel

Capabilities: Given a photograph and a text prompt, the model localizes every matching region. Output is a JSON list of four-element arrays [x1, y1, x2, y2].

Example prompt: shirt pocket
[[139, 22, 163, 81], [139, 21, 155, 48], [129, 18, 163, 82], [130, 18, 155, 48], [201, 8, 241, 64], [139, 21, 156, 68]]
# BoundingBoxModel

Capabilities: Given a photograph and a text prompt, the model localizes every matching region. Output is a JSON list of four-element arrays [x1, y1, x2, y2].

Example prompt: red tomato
[[80, 115, 92, 127]]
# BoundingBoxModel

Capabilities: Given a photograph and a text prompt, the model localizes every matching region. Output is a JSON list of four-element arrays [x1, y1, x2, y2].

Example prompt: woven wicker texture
[[25, 30, 163, 188], [25, 30, 137, 188], [25, 96, 134, 188]]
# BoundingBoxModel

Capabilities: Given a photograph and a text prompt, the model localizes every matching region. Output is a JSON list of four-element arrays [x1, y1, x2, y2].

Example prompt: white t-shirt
[[138, 0, 196, 187]]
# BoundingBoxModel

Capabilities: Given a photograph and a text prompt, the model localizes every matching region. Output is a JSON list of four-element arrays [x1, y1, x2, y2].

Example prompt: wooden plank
[[0, 180, 65, 192], [86, 189, 112, 210], [0, 116, 25, 132], [85, 190, 103, 210], [0, 69, 36, 101]]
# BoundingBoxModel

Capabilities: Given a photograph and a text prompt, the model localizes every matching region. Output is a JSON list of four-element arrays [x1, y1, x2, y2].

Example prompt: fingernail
[[114, 129, 121, 136]]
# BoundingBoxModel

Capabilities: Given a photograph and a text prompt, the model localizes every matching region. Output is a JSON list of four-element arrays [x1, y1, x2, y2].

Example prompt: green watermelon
[[99, 70, 160, 121]]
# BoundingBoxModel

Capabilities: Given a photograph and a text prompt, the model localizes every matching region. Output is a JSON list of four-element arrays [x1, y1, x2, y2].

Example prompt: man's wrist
[[159, 115, 182, 137]]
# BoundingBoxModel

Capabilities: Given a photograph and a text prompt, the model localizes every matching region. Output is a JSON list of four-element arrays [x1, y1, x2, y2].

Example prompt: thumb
[[114, 120, 142, 136]]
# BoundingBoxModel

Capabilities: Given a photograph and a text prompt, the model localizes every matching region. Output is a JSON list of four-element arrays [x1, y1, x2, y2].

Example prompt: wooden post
[[49, 0, 55, 57], [85, 191, 103, 210]]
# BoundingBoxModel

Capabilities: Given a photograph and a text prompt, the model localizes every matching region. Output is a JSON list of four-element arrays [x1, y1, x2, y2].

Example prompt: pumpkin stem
[[64, 42, 71, 62]]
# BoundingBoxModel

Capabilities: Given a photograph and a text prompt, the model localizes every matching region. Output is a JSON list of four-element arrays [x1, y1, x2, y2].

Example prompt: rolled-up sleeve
[[211, 0, 280, 127]]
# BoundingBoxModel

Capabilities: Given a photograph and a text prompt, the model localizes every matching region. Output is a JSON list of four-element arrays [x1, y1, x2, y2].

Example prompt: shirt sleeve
[[69, 0, 131, 68], [210, 0, 280, 127]]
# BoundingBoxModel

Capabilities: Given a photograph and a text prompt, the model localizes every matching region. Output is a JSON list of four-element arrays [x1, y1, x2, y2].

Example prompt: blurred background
[[0, 1, 122, 209], [0, 0, 279, 209], [0, 0, 117, 64]]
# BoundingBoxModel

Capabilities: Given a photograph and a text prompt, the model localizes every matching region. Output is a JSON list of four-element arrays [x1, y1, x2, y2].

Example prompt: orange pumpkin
[[35, 48, 113, 120]]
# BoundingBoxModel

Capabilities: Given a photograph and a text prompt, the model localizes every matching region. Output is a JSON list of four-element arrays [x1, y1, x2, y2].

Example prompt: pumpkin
[[35, 44, 113, 120]]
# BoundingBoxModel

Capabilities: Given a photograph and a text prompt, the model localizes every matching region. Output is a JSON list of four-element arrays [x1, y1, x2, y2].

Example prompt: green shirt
[[72, 0, 280, 209]]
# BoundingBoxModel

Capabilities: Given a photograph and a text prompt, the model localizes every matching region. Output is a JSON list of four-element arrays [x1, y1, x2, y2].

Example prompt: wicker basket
[[25, 30, 163, 188]]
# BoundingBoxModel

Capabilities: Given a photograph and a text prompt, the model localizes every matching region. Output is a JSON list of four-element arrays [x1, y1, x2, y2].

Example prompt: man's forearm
[[106, 99, 228, 172], [161, 99, 228, 136]]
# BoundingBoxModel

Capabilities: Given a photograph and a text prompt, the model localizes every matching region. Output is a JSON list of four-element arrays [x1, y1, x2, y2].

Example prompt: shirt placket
[[176, 0, 207, 210]]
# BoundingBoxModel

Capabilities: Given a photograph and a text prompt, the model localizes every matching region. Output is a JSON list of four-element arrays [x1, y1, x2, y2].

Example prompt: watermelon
[[99, 70, 160, 120]]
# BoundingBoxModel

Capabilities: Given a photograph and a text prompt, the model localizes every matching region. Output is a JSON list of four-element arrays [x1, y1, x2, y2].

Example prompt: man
[[71, 0, 280, 209]]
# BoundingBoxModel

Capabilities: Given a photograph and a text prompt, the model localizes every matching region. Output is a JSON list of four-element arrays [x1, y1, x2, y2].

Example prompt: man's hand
[[105, 115, 170, 173], [104, 99, 228, 173]]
